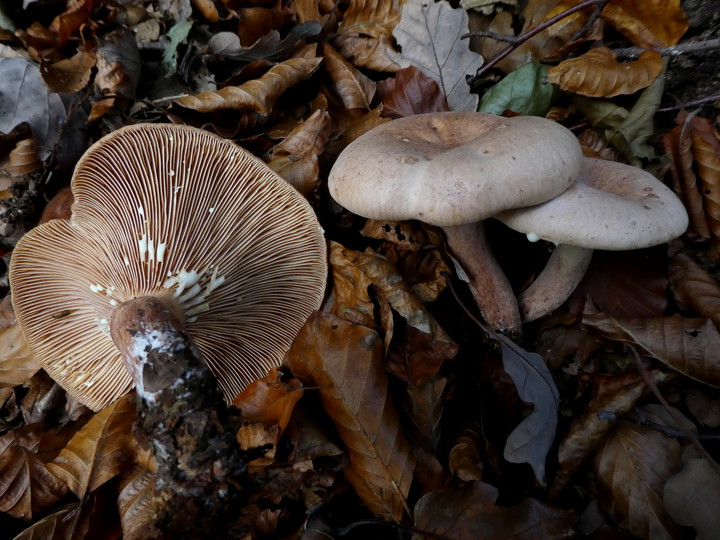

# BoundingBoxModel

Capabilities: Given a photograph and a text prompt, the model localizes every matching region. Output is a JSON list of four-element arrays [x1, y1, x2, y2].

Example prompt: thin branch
[[658, 93, 720, 113], [614, 37, 720, 58], [464, 0, 611, 86]]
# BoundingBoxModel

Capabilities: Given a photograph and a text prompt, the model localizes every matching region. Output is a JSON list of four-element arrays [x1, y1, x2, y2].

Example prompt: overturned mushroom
[[10, 123, 328, 411], [328, 112, 583, 335], [495, 157, 688, 321]]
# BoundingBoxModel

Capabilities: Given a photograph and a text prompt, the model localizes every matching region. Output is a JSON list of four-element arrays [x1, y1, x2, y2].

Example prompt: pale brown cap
[[328, 112, 584, 226], [495, 158, 689, 249], [10, 123, 327, 411]]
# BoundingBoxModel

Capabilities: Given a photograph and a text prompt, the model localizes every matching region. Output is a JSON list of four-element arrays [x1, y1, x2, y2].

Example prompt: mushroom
[[10, 123, 328, 411], [495, 157, 689, 321], [328, 112, 584, 335]]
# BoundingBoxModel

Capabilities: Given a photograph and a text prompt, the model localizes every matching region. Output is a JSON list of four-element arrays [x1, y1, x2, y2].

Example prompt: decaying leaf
[[390, 0, 483, 111], [689, 115, 720, 257], [40, 51, 96, 94], [601, 0, 688, 48], [265, 108, 330, 196], [414, 481, 577, 539], [583, 307, 720, 387], [173, 57, 322, 114], [593, 422, 683, 540], [4, 138, 41, 177], [670, 252, 720, 328], [547, 48, 663, 98], [0, 322, 40, 388], [232, 367, 303, 434], [12, 503, 80, 540], [117, 467, 158, 540], [403, 376, 448, 454], [448, 423, 483, 482], [334, 0, 407, 72], [46, 394, 137, 498], [0, 426, 68, 520], [551, 369, 671, 498], [287, 311, 415, 522], [499, 336, 559, 485], [664, 457, 720, 540], [375, 66, 449, 119], [0, 58, 66, 160]]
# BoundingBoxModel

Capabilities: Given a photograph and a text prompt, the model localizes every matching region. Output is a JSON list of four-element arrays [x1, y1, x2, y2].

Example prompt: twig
[[614, 37, 720, 58], [463, 0, 611, 85], [631, 347, 720, 479], [658, 93, 720, 113]]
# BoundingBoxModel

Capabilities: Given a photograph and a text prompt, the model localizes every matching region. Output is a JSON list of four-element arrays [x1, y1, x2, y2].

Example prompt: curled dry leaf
[[414, 481, 577, 539], [265, 108, 330, 196], [46, 394, 137, 498], [4, 138, 40, 177], [448, 423, 484, 482], [48, 0, 96, 48], [322, 42, 376, 110], [669, 252, 720, 328], [173, 57, 322, 114], [403, 376, 448, 454], [40, 51, 96, 94], [334, 0, 407, 72], [390, 0, 483, 111], [689, 115, 720, 257], [547, 48, 663, 98], [663, 122, 710, 239], [287, 311, 415, 522], [12, 503, 80, 540], [601, 0, 688, 48], [582, 307, 720, 387], [551, 369, 671, 499], [593, 422, 683, 540], [0, 426, 68, 520], [375, 66, 449, 119]]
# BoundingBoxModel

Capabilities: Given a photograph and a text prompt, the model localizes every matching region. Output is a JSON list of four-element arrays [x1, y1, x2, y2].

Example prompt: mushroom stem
[[110, 296, 249, 536], [518, 245, 593, 322], [443, 222, 522, 335]]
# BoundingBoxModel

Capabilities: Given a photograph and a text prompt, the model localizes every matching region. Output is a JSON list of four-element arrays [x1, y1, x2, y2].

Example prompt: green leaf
[[479, 62, 553, 116], [162, 20, 193, 73]]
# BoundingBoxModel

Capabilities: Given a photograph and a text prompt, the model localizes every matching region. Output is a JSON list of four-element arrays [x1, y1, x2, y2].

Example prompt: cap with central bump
[[10, 123, 328, 411]]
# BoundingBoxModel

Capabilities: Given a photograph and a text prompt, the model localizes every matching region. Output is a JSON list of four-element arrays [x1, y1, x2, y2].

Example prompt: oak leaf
[[287, 311, 415, 522], [173, 57, 322, 114], [390, 0, 483, 111], [547, 48, 663, 98], [46, 394, 137, 498]]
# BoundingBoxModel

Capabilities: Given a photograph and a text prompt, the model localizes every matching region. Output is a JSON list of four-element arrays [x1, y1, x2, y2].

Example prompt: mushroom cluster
[[328, 112, 688, 335], [10, 123, 328, 411]]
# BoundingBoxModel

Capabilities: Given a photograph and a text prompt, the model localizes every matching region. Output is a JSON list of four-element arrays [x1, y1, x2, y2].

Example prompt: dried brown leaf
[[49, 0, 96, 48], [12, 503, 80, 540], [5, 138, 40, 177], [117, 467, 159, 540], [414, 481, 577, 539], [582, 308, 720, 387], [236, 5, 293, 47], [287, 311, 415, 522], [670, 252, 720, 328], [547, 48, 663, 98], [402, 376, 448, 453], [601, 0, 688, 48], [689, 115, 720, 257], [47, 394, 137, 497], [663, 122, 710, 238], [39, 186, 74, 224], [232, 366, 303, 433], [0, 425, 68, 520], [593, 422, 683, 539], [322, 42, 376, 110], [41, 51, 96, 94], [191, 0, 221, 22], [265, 109, 330, 196], [174, 57, 322, 113], [375, 66, 449, 119], [551, 370, 671, 498], [448, 423, 484, 482], [334, 0, 406, 71], [0, 322, 41, 388]]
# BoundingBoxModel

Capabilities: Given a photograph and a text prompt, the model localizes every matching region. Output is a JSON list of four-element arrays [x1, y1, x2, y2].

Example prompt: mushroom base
[[110, 296, 251, 536]]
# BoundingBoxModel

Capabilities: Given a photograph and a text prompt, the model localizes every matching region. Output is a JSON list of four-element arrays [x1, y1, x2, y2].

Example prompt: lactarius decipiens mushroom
[[496, 158, 688, 322], [328, 112, 583, 335], [10, 123, 327, 411]]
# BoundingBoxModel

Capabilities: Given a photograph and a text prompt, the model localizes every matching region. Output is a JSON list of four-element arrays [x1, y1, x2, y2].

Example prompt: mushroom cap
[[495, 158, 689, 250], [328, 112, 584, 226], [10, 123, 327, 411]]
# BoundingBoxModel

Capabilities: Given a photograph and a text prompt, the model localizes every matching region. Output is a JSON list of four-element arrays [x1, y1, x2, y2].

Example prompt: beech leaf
[[390, 0, 483, 111], [499, 336, 559, 485], [12, 503, 80, 540], [46, 394, 137, 498], [287, 311, 415, 522]]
